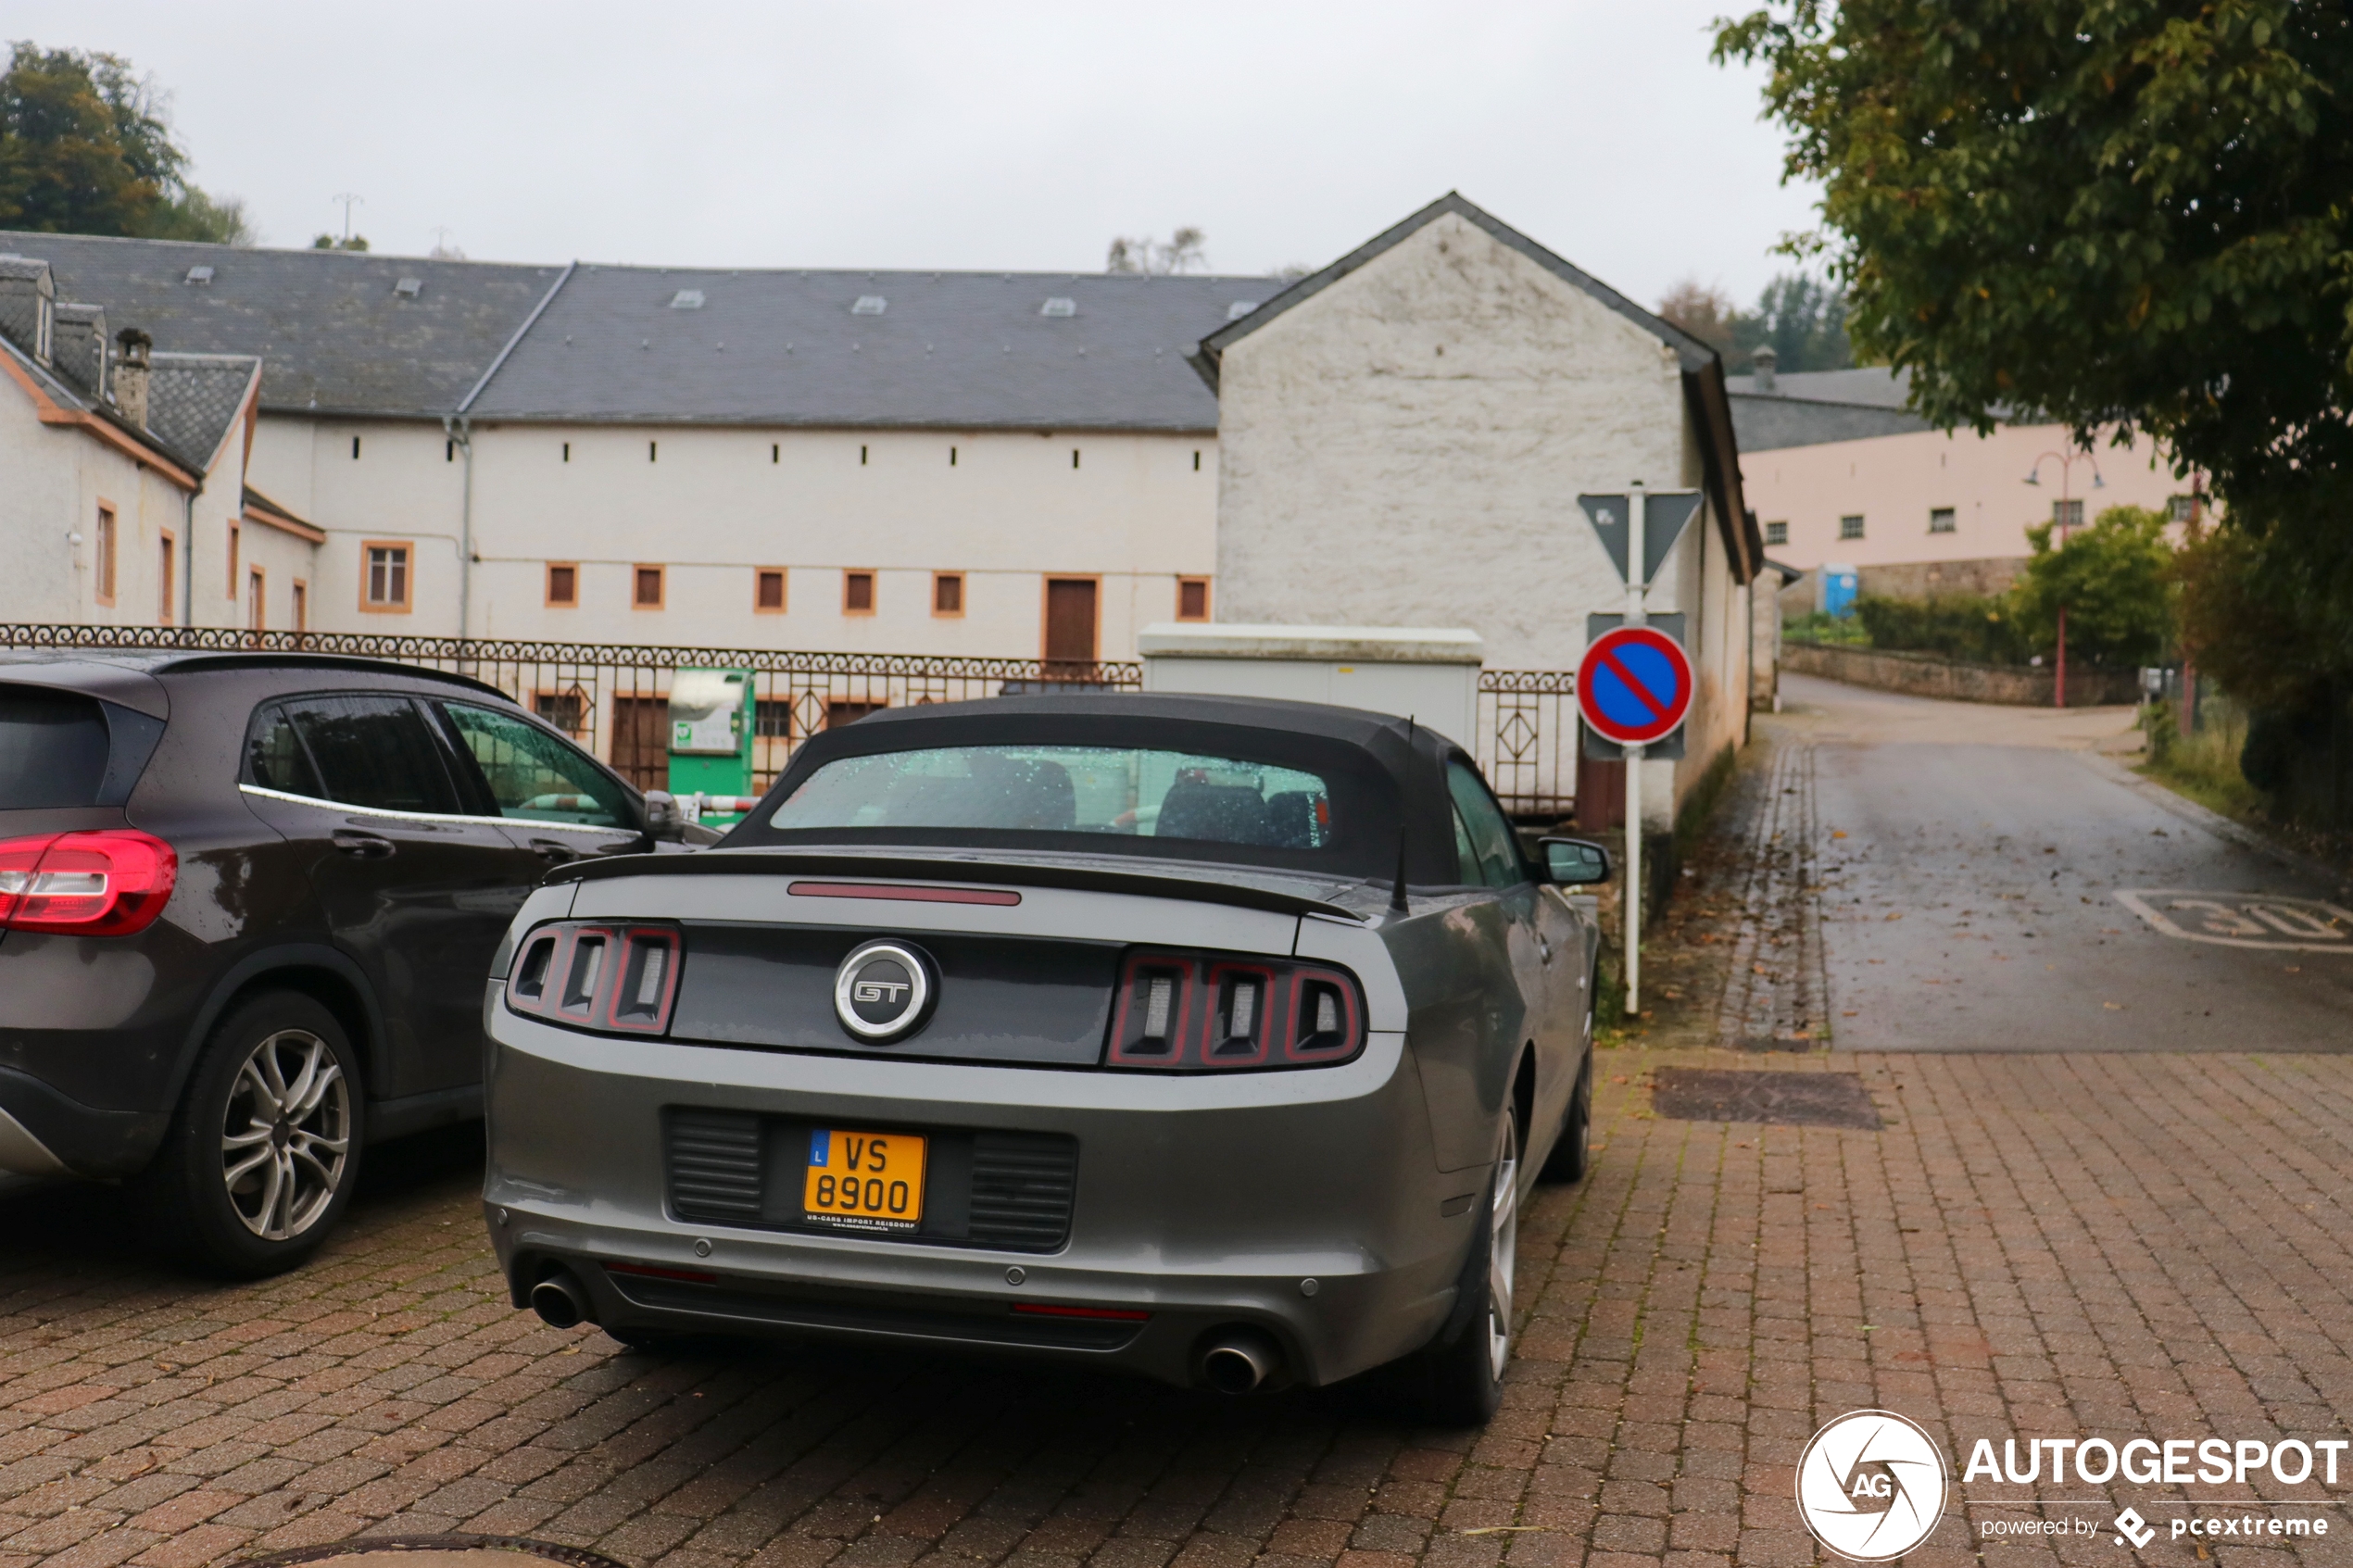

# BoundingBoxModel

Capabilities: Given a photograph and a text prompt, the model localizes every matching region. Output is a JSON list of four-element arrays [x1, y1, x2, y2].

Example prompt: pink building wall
[[1742, 421, 2186, 574]]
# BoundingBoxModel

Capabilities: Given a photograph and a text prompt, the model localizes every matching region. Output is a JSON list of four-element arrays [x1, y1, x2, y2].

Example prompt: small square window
[[547, 563, 578, 606], [2169, 494, 2196, 523], [933, 571, 964, 616], [1763, 521, 1788, 547], [363, 543, 410, 611], [756, 568, 787, 612], [2053, 499, 2084, 529], [1839, 515, 1866, 541], [1929, 508, 1957, 534], [844, 571, 875, 614], [1177, 577, 1211, 621], [633, 564, 665, 608]]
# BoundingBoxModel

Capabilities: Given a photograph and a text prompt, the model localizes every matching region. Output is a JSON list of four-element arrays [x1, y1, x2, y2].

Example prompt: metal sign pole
[[1624, 482, 1646, 1019]]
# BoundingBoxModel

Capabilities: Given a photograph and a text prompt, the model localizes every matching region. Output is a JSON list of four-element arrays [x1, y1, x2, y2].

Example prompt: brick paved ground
[[8, 1046, 2353, 1568], [9, 714, 2353, 1568]]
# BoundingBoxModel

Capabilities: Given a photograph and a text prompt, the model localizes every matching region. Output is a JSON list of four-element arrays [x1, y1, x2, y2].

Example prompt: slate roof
[[1726, 366, 1934, 451], [0, 232, 1285, 431], [464, 266, 1285, 431], [0, 231, 562, 418], [0, 280, 246, 483], [146, 352, 260, 471]]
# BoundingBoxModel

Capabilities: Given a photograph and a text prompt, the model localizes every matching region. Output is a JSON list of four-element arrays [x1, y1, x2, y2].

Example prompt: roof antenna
[[1390, 716, 1416, 915]]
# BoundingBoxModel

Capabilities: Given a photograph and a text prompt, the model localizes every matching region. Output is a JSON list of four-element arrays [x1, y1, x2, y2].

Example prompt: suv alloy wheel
[[137, 992, 367, 1276]]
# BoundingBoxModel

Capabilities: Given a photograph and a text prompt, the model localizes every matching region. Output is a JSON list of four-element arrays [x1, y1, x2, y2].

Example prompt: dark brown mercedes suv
[[0, 651, 698, 1274]]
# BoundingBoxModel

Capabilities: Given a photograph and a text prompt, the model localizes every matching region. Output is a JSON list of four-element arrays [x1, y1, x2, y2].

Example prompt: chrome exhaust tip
[[1201, 1328, 1282, 1395], [530, 1271, 591, 1330]]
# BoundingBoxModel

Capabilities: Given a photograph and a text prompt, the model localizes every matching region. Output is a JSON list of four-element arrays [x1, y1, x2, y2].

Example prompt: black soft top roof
[[734, 692, 1473, 885]]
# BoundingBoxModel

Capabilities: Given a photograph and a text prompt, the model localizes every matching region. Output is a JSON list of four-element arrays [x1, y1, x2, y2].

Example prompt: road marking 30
[[2113, 890, 2353, 953]]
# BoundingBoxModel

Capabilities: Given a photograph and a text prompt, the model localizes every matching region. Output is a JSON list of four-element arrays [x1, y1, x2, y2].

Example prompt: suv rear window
[[0, 688, 112, 809]]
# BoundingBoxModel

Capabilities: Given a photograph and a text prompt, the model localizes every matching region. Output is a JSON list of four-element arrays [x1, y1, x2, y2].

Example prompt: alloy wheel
[[220, 1028, 352, 1241], [1486, 1121, 1519, 1378]]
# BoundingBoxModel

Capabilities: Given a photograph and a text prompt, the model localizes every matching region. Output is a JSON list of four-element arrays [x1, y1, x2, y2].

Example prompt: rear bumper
[[0, 923, 199, 1176], [0, 1065, 168, 1178], [484, 1009, 1480, 1388]]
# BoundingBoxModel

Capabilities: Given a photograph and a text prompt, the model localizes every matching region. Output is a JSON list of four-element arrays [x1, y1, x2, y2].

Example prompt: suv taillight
[[1108, 951, 1365, 1071], [0, 830, 178, 936], [506, 920, 682, 1035]]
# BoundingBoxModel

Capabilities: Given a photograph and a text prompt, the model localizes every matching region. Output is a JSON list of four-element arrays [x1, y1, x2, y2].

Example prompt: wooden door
[[610, 696, 670, 791], [1574, 751, 1625, 833], [1043, 578, 1098, 672]]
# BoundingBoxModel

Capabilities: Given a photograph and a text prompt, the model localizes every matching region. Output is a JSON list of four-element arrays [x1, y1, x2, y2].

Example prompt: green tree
[[1657, 271, 1854, 372], [2009, 505, 2178, 668], [0, 42, 250, 243], [1711, 3, 2353, 693]]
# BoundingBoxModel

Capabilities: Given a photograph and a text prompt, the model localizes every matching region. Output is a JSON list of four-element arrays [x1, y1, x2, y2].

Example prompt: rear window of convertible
[[761, 745, 1354, 864]]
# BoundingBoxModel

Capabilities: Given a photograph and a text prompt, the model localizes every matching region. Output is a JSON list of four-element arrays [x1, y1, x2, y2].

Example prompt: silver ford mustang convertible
[[482, 694, 1613, 1424]]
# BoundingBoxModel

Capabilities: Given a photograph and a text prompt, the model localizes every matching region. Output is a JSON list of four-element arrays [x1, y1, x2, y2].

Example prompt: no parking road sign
[[1578, 623, 1693, 747]]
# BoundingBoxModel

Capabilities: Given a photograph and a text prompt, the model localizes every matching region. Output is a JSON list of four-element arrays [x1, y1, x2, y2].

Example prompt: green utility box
[[668, 669, 756, 824]]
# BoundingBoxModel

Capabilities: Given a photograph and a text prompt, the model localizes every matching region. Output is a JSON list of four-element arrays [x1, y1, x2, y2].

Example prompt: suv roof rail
[[152, 652, 516, 701]]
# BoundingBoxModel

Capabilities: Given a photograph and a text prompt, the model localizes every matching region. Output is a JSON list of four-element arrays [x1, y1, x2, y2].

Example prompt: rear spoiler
[[548, 848, 1366, 922]]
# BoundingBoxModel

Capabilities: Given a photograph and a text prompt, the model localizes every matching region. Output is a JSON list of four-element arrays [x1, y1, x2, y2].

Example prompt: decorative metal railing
[[4, 625, 1576, 816]]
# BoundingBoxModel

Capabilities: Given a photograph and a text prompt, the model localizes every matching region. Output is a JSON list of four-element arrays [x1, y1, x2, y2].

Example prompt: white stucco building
[[4, 233, 1283, 661], [6, 207, 1769, 830], [1190, 194, 1764, 829], [0, 257, 321, 635]]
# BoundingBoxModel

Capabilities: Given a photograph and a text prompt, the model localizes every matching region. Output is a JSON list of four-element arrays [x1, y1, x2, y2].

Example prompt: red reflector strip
[[603, 1261, 717, 1285], [789, 881, 1021, 907], [1011, 1302, 1151, 1322]]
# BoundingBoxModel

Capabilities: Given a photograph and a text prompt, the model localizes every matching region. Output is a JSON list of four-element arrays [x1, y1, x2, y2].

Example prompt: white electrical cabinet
[[1137, 622, 1483, 750]]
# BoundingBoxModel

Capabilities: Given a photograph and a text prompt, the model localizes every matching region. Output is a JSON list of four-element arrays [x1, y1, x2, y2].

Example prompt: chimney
[[1751, 345, 1778, 395], [115, 328, 153, 432], [52, 303, 108, 401], [0, 256, 57, 365]]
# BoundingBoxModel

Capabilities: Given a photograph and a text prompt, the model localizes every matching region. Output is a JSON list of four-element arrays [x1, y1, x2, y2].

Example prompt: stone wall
[[1859, 557, 2025, 601], [1784, 641, 2145, 707]]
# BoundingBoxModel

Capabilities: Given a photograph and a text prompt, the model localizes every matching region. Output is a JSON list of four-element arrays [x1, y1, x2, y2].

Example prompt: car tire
[[1395, 1114, 1519, 1426], [1539, 1048, 1593, 1184], [135, 991, 365, 1278]]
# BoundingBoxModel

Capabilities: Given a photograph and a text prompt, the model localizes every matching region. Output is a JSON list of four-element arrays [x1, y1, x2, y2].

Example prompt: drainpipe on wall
[[181, 488, 196, 627], [444, 414, 473, 645]]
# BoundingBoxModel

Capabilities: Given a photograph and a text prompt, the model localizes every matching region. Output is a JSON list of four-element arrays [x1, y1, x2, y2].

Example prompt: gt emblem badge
[[834, 941, 934, 1043]]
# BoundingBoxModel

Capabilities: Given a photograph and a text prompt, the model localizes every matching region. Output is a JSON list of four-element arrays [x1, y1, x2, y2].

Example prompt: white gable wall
[[1215, 213, 1689, 669], [0, 373, 266, 631], [1214, 209, 1751, 824]]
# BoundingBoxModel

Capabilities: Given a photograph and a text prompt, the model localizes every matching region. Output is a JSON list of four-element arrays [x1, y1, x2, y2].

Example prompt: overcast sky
[[12, 1, 1821, 309]]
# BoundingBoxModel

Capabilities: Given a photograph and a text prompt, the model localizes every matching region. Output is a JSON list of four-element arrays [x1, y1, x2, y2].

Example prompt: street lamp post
[[2022, 450, 2105, 708]]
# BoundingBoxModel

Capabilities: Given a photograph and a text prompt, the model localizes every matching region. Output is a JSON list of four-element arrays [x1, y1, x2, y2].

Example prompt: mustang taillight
[[506, 920, 682, 1035], [1108, 951, 1365, 1071], [0, 830, 178, 936]]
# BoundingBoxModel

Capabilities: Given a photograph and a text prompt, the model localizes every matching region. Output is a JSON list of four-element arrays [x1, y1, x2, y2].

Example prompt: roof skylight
[[670, 290, 705, 309], [851, 295, 887, 315], [1040, 297, 1076, 318], [185, 266, 214, 285], [394, 277, 422, 297]]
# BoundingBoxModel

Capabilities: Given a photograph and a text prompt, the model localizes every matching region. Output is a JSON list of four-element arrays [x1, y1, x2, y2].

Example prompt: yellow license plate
[[803, 1128, 926, 1231]]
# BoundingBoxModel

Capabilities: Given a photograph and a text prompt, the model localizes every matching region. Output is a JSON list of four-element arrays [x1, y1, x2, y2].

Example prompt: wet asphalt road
[[1775, 675, 2353, 1052]]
